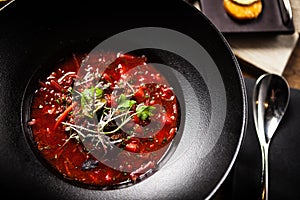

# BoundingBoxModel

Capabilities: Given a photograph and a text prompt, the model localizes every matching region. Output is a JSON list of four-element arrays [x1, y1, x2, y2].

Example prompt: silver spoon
[[253, 73, 290, 200]]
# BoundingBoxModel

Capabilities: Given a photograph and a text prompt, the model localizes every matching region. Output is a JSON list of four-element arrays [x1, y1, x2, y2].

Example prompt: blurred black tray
[[199, 0, 295, 34]]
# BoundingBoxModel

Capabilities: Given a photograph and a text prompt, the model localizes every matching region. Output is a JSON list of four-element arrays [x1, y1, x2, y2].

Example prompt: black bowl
[[0, 1, 247, 199]]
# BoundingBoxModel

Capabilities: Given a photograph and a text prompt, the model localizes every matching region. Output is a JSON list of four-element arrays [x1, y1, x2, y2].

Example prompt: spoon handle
[[253, 73, 290, 200], [260, 144, 269, 200]]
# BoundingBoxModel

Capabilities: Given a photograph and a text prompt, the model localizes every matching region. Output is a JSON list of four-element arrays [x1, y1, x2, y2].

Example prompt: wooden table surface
[[283, 39, 300, 89]]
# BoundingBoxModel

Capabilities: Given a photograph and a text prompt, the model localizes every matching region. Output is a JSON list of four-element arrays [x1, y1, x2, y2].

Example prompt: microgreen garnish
[[136, 104, 156, 121], [80, 86, 105, 118], [117, 94, 136, 110]]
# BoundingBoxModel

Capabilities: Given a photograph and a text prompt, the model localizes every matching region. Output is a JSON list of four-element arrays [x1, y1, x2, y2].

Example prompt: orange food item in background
[[223, 0, 263, 20]]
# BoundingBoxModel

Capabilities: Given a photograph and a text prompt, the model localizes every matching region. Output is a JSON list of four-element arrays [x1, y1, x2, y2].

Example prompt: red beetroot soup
[[26, 52, 180, 188]]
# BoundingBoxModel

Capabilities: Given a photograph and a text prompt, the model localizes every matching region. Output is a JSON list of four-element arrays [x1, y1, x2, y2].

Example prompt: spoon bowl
[[253, 73, 290, 200]]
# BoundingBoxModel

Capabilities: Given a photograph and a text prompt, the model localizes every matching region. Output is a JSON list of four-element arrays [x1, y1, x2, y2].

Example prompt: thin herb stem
[[62, 122, 98, 134], [103, 113, 136, 135]]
